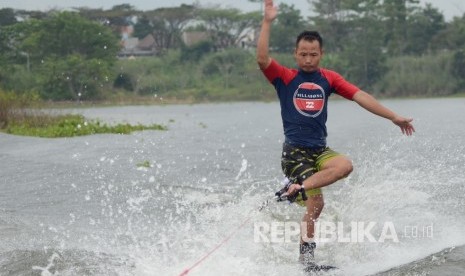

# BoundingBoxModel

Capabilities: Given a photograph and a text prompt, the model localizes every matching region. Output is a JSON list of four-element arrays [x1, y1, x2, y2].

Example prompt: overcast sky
[[1, 0, 464, 21]]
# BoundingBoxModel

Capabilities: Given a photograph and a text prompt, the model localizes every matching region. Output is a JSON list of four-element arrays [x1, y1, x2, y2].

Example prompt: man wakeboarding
[[256, 0, 415, 271]]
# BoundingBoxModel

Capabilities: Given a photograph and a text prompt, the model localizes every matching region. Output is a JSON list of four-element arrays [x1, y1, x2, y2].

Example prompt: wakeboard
[[303, 263, 338, 273]]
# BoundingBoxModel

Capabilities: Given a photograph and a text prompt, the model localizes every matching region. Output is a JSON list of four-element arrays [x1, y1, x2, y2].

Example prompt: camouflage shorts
[[281, 143, 341, 205]]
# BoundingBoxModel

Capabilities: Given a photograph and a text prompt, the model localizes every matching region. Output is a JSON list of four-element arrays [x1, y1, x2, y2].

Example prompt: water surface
[[1, 98, 464, 275]]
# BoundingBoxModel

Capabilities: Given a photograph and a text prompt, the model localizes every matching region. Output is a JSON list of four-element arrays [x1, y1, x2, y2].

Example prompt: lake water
[[1, 98, 465, 275]]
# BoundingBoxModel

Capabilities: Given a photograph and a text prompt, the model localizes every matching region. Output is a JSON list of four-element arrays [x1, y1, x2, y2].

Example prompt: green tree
[[180, 40, 214, 62], [197, 8, 261, 50], [113, 72, 134, 91], [144, 4, 196, 52], [5, 12, 119, 100], [309, 0, 386, 88], [38, 54, 112, 100], [270, 3, 306, 53], [27, 12, 118, 62], [0, 29, 9, 83], [0, 8, 17, 26], [77, 4, 138, 38], [308, 0, 350, 53], [382, 0, 421, 55], [339, 0, 386, 88], [404, 4, 445, 55], [376, 53, 456, 96], [432, 15, 465, 51], [0, 23, 37, 90], [201, 48, 251, 89], [451, 50, 465, 91], [133, 15, 153, 39]]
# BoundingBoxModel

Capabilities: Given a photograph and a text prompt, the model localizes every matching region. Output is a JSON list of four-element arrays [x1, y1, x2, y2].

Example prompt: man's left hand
[[392, 116, 415, 136]]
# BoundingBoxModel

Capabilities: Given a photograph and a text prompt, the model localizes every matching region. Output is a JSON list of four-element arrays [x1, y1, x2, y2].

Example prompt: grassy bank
[[40, 89, 465, 109], [0, 90, 167, 138]]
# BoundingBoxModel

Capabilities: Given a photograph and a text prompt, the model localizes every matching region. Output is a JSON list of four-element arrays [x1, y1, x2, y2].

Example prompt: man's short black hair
[[296, 31, 323, 49]]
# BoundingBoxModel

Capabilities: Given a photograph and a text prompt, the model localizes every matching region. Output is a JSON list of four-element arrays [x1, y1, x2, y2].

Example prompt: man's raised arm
[[256, 0, 278, 70]]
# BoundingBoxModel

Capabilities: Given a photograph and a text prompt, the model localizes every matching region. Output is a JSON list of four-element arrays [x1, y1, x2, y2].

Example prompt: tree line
[[0, 0, 464, 102]]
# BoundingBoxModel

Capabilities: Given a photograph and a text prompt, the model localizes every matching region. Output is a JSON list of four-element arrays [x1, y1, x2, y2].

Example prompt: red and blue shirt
[[262, 59, 360, 148]]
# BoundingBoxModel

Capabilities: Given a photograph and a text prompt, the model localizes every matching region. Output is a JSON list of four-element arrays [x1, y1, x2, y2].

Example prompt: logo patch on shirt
[[293, 82, 325, 117]]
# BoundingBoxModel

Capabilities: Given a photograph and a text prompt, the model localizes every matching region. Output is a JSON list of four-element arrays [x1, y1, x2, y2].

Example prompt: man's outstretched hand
[[392, 116, 415, 136]]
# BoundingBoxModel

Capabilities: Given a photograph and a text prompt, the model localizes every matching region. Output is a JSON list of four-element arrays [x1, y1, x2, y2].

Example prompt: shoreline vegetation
[[36, 88, 465, 108], [1, 90, 463, 138], [2, 3, 465, 110], [0, 91, 167, 138], [40, 90, 465, 109]]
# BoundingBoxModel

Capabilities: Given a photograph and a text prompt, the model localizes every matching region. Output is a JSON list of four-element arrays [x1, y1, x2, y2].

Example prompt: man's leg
[[299, 194, 324, 265], [301, 194, 324, 242], [302, 155, 353, 191], [299, 154, 352, 265]]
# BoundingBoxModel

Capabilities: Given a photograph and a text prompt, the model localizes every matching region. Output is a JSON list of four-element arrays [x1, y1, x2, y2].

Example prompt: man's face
[[294, 39, 323, 73]]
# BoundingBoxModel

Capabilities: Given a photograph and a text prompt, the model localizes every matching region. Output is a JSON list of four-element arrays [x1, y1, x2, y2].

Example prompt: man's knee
[[326, 156, 353, 179], [339, 159, 353, 178]]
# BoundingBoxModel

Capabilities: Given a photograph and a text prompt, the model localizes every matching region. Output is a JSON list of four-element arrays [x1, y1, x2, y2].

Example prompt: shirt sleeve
[[261, 59, 297, 85], [321, 69, 360, 100]]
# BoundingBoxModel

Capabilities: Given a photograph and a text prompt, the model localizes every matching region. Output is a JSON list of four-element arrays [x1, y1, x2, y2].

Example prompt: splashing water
[[1, 100, 464, 275]]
